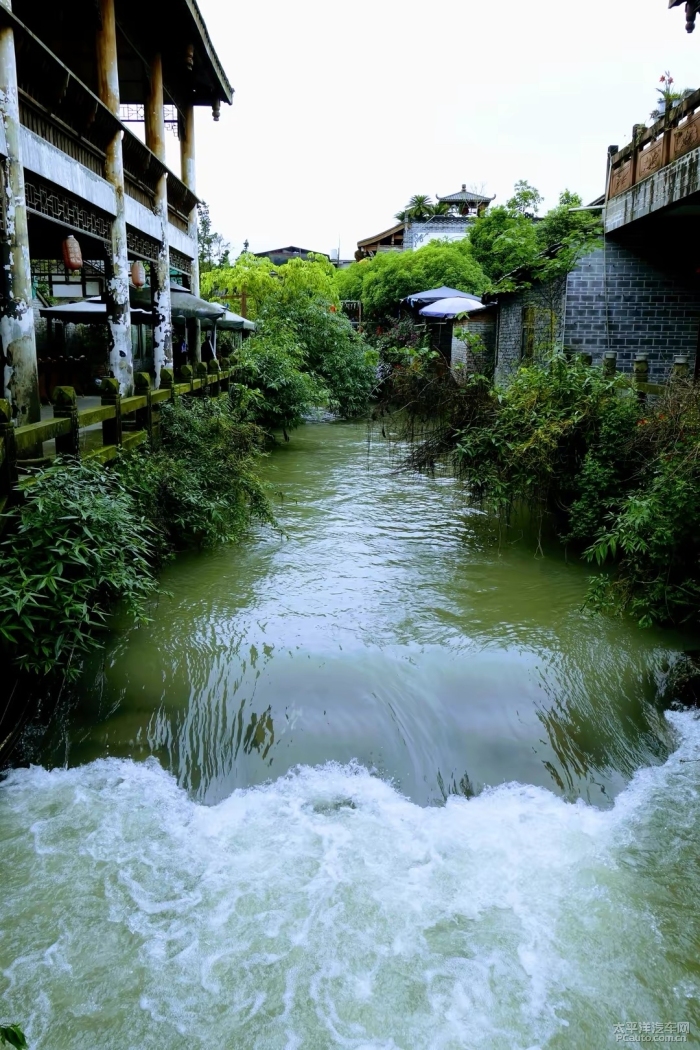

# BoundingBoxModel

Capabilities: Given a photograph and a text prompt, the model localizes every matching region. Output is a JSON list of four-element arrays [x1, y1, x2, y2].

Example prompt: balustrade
[[0, 359, 234, 514], [607, 86, 700, 199]]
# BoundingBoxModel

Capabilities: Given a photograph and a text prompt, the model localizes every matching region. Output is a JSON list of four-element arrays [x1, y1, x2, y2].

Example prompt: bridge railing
[[607, 86, 700, 200], [0, 358, 234, 515]]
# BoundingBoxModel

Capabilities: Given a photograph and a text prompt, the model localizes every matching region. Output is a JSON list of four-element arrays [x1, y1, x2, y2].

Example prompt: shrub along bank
[[203, 253, 378, 431], [0, 396, 273, 683], [379, 352, 700, 630]]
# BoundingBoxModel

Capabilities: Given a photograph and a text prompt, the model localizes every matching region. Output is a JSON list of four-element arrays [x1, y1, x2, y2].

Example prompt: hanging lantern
[[131, 260, 146, 288], [62, 235, 83, 271]]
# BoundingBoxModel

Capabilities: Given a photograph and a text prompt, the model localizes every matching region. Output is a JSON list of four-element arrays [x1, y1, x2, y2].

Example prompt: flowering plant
[[650, 71, 692, 120]]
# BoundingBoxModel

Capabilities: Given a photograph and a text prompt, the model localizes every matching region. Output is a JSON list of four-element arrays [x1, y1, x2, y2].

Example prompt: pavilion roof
[[436, 184, 495, 204]]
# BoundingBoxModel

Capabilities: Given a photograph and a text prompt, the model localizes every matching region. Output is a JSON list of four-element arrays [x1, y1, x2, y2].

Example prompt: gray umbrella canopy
[[39, 298, 153, 324], [404, 286, 482, 307], [171, 285, 225, 321], [201, 309, 256, 332], [419, 298, 489, 319], [130, 283, 226, 322]]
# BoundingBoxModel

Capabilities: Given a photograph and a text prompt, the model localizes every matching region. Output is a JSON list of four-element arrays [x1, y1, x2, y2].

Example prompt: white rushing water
[[1, 712, 699, 1050]]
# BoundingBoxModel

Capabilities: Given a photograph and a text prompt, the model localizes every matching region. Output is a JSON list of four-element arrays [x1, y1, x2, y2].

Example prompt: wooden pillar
[[145, 53, 172, 387], [0, 1, 40, 426], [96, 0, 133, 395], [180, 105, 201, 362]]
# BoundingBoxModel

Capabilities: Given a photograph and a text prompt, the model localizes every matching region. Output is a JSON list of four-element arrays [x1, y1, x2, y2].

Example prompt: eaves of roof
[[182, 0, 233, 104], [357, 222, 405, 248]]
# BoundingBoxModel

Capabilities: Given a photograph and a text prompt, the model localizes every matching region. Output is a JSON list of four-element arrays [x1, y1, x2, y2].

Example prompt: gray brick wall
[[564, 242, 699, 381], [494, 240, 700, 383], [451, 312, 497, 375], [494, 281, 566, 381]]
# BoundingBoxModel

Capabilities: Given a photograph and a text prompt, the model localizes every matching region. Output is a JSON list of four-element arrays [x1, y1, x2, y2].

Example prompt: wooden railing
[[607, 86, 700, 199], [0, 359, 235, 515]]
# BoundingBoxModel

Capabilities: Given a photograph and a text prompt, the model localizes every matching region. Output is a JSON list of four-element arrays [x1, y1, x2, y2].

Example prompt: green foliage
[[382, 353, 700, 628], [468, 206, 540, 282], [0, 398, 273, 680], [337, 240, 488, 324], [0, 460, 158, 678], [584, 384, 700, 627], [506, 180, 544, 216], [115, 397, 273, 549], [201, 252, 338, 320], [234, 325, 324, 434], [0, 1026, 27, 1049], [395, 194, 446, 221], [202, 253, 376, 425], [468, 187, 602, 286], [198, 202, 230, 273]]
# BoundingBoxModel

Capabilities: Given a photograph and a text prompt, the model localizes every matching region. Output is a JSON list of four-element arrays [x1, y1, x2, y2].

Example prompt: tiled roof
[[437, 184, 495, 204]]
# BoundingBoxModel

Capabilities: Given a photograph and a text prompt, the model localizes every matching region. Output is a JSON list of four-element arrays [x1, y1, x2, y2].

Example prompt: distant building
[[255, 246, 330, 266], [356, 184, 494, 259]]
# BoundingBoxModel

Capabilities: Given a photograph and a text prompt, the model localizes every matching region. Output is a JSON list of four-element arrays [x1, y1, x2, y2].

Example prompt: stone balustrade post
[[134, 372, 152, 438], [602, 351, 617, 378], [52, 386, 80, 457], [101, 376, 122, 447]]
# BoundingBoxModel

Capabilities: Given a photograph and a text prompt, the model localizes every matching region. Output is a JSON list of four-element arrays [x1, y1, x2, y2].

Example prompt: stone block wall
[[563, 242, 700, 380], [494, 239, 700, 383], [451, 311, 497, 376], [494, 281, 566, 381]]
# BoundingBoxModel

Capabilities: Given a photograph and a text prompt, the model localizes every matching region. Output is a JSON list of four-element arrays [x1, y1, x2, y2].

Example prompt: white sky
[[184, 0, 699, 261]]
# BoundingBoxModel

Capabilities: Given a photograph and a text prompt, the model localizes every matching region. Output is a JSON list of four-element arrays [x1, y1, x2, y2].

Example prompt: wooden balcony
[[607, 87, 700, 200], [2, 6, 198, 230]]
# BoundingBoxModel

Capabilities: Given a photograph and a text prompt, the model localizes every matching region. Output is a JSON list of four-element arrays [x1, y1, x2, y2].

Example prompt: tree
[[506, 180, 544, 217], [535, 190, 600, 251], [336, 239, 488, 323], [395, 194, 435, 221], [468, 187, 602, 286], [202, 253, 377, 426], [201, 251, 339, 320], [468, 206, 540, 282], [198, 202, 231, 273]]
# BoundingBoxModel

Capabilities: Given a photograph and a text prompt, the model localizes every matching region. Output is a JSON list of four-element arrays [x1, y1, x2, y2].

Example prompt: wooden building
[[254, 246, 330, 266], [0, 0, 232, 426]]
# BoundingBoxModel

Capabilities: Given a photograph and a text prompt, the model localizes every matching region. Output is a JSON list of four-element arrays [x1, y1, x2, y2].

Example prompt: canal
[[1, 421, 699, 1048]]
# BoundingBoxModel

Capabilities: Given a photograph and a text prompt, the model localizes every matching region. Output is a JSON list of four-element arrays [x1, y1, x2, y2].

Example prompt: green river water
[[1, 421, 699, 1048]]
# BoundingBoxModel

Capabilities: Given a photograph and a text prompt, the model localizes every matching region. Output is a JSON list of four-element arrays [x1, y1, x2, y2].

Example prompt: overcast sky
[[182, 0, 699, 261]]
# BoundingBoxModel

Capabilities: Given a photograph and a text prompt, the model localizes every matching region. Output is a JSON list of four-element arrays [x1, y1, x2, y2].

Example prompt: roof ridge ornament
[[669, 0, 700, 33]]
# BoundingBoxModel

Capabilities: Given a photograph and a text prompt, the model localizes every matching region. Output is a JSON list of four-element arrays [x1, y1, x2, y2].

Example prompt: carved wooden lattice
[[170, 248, 192, 275], [24, 178, 111, 241], [126, 227, 160, 263]]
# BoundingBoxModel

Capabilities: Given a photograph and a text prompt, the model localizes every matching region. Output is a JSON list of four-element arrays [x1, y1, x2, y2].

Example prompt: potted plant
[[650, 71, 693, 120]]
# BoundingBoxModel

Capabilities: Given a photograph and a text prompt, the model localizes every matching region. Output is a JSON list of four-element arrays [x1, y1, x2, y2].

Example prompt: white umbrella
[[405, 286, 482, 307], [419, 297, 489, 319]]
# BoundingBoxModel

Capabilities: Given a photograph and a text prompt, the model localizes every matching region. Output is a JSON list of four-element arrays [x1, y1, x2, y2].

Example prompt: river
[[1, 421, 699, 1048]]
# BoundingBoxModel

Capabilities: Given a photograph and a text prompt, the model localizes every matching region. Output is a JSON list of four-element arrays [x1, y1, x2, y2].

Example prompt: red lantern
[[62, 235, 83, 271], [131, 260, 146, 288]]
